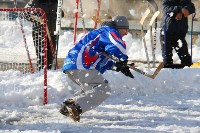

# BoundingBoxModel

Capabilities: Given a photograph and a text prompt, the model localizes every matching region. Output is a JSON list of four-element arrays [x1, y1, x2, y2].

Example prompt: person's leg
[[46, 35, 57, 69], [174, 38, 192, 65], [160, 34, 164, 58], [46, 3, 58, 69], [66, 70, 111, 113], [162, 35, 174, 65]]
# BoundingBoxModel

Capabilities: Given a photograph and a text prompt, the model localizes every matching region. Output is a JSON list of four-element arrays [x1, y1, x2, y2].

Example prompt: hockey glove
[[114, 60, 134, 78], [114, 60, 128, 72], [120, 66, 134, 78]]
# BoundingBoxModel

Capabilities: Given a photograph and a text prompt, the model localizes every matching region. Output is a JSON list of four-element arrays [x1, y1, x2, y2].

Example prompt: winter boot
[[59, 99, 82, 122]]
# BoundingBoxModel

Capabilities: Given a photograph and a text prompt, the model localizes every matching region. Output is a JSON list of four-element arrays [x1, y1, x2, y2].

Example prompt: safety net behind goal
[[0, 8, 48, 104]]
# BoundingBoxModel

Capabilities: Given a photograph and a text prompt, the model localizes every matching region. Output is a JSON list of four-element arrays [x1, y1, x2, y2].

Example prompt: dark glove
[[114, 60, 134, 78], [115, 60, 128, 72], [120, 66, 134, 78]]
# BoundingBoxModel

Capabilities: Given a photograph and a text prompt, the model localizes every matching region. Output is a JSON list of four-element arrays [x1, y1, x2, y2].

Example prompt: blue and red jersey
[[62, 26, 128, 74]]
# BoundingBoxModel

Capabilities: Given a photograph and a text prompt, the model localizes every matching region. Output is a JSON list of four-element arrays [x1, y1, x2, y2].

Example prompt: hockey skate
[[59, 99, 82, 122]]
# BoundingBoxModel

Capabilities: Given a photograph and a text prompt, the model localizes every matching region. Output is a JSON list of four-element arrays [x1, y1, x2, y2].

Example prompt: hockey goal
[[0, 8, 48, 104]]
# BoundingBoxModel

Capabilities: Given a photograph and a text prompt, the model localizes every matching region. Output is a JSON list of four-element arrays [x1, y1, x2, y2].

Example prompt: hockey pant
[[65, 69, 111, 113], [160, 35, 192, 65]]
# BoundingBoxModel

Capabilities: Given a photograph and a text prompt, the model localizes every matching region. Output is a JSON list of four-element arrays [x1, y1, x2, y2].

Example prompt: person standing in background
[[25, 0, 61, 70], [160, 0, 195, 68]]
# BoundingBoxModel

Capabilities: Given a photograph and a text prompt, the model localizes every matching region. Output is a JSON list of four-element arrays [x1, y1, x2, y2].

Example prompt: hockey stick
[[140, 8, 150, 26], [53, 0, 63, 69], [149, 11, 160, 68], [74, 0, 79, 44], [94, 0, 101, 29], [191, 61, 200, 68], [147, 0, 159, 68], [164, 14, 167, 65], [190, 13, 196, 64], [14, 0, 17, 8], [55, 0, 63, 35], [79, 0, 86, 33], [92, 15, 102, 25], [128, 62, 164, 79], [189, 13, 197, 68], [102, 52, 163, 79], [140, 8, 151, 68]]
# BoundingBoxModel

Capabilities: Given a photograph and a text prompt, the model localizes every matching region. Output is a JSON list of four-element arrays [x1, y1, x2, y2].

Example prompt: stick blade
[[151, 62, 164, 79], [128, 62, 163, 79], [149, 11, 160, 26], [190, 61, 200, 68], [140, 8, 151, 25]]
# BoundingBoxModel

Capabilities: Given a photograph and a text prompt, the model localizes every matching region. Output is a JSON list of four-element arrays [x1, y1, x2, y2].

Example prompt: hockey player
[[59, 16, 134, 122]]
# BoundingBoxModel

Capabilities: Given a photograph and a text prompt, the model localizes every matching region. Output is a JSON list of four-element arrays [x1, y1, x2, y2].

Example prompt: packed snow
[[0, 17, 200, 133]]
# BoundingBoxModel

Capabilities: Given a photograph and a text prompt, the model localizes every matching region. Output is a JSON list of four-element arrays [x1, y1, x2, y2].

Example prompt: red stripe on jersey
[[83, 36, 100, 67], [110, 32, 126, 47]]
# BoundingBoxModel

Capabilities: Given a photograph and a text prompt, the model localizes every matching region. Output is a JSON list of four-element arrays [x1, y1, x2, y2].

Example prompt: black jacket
[[27, 0, 58, 34], [161, 0, 195, 37]]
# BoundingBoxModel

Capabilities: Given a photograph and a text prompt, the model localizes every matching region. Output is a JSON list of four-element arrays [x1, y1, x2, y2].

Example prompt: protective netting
[[0, 8, 48, 104], [0, 8, 47, 73]]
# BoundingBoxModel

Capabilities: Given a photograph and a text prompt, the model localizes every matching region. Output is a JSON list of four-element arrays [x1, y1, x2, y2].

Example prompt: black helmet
[[112, 16, 129, 29]]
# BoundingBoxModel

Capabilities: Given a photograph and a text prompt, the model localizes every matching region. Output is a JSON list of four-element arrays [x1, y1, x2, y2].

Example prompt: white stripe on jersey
[[76, 45, 85, 69], [108, 33, 126, 55]]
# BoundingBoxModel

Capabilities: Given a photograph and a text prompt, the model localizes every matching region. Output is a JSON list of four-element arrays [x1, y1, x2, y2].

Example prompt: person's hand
[[181, 8, 190, 17], [175, 13, 183, 20], [115, 60, 127, 72], [114, 60, 134, 78]]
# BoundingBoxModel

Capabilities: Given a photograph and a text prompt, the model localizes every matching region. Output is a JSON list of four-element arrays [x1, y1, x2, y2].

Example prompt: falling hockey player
[[59, 16, 134, 122]]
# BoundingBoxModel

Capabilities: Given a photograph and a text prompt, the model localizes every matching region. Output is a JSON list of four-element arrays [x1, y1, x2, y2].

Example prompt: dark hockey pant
[[160, 35, 192, 66]]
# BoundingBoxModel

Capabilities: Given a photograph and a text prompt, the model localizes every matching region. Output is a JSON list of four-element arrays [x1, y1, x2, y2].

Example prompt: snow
[[0, 21, 200, 133]]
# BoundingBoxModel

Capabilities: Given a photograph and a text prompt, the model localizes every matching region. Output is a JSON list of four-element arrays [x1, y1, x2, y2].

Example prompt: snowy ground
[[0, 21, 200, 132], [0, 67, 200, 133]]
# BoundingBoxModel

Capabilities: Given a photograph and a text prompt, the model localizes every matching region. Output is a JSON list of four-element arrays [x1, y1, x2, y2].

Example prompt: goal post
[[0, 8, 48, 105]]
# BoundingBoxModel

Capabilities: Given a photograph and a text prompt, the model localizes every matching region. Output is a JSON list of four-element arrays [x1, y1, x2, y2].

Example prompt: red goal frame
[[0, 8, 48, 105]]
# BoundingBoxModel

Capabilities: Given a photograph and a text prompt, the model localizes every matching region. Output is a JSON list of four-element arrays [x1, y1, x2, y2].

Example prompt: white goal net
[[0, 8, 48, 104]]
